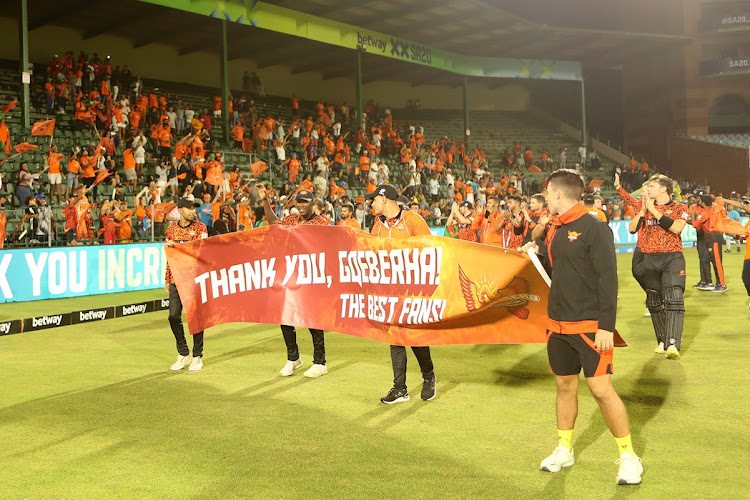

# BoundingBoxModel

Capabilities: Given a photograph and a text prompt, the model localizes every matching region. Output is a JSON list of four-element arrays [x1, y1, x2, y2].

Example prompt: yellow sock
[[557, 429, 573, 451], [615, 435, 635, 456]]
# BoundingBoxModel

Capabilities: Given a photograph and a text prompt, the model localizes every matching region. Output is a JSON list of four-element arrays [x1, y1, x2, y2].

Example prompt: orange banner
[[166, 225, 550, 346]]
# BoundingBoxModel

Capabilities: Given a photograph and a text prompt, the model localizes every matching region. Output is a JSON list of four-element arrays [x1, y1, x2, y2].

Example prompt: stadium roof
[[7, 0, 692, 85]]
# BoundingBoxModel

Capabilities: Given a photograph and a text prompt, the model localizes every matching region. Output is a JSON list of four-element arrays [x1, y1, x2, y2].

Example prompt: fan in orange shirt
[[336, 203, 361, 230], [46, 145, 65, 205]]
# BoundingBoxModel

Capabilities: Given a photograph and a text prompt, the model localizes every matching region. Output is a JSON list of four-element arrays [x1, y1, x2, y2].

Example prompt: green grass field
[[1, 251, 748, 499]]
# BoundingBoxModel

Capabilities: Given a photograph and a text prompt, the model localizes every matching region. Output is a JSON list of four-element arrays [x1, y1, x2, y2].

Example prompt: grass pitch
[[1, 251, 748, 499]]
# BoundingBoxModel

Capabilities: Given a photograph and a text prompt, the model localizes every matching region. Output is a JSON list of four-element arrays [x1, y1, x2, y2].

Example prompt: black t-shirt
[[26, 206, 39, 235]]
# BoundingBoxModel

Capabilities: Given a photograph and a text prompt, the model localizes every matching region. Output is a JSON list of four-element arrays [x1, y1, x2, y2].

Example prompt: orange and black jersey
[[541, 203, 617, 334], [455, 216, 478, 242], [164, 221, 208, 284], [280, 213, 331, 226], [617, 187, 688, 254]]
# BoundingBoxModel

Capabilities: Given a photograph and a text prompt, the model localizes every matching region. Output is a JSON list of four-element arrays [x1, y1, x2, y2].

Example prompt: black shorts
[[547, 331, 613, 378], [632, 249, 686, 292]]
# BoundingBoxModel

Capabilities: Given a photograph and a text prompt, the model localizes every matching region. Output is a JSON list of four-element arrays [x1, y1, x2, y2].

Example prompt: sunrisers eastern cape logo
[[568, 231, 581, 241], [458, 266, 540, 319]]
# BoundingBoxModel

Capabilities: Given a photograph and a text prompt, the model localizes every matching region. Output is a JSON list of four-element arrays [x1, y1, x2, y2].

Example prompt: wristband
[[658, 215, 674, 230]]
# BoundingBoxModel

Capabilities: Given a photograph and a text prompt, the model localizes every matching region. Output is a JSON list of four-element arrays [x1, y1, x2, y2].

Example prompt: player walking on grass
[[366, 184, 437, 404], [615, 173, 689, 359], [258, 186, 331, 379], [524, 169, 642, 485], [691, 195, 727, 292], [165, 199, 208, 371]]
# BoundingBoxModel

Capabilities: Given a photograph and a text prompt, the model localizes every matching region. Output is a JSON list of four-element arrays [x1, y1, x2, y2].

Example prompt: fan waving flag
[[14, 142, 40, 154], [31, 119, 56, 136], [2, 99, 18, 114]]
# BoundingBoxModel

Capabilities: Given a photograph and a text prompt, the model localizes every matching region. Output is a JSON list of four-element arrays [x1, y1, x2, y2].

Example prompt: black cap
[[295, 190, 314, 202], [365, 184, 399, 201], [177, 198, 200, 209], [115, 194, 126, 202], [397, 195, 409, 205], [582, 193, 595, 204], [460, 201, 473, 210]]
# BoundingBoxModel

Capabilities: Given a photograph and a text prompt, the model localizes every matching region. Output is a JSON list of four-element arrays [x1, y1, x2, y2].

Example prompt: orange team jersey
[[115, 210, 134, 240], [370, 209, 431, 239], [745, 220, 750, 259], [476, 212, 503, 246], [617, 187, 688, 253], [174, 143, 187, 160], [158, 127, 171, 148], [67, 158, 80, 174], [192, 137, 204, 159], [359, 156, 370, 171], [337, 217, 361, 230], [0, 212, 5, 249], [280, 213, 330, 226], [47, 152, 64, 175], [232, 125, 244, 142], [123, 148, 135, 169], [164, 221, 209, 283], [80, 157, 96, 178], [291, 97, 300, 109], [588, 208, 607, 222], [453, 216, 477, 242]]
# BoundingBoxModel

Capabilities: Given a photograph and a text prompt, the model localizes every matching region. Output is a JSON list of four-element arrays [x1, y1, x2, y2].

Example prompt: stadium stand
[[0, 52, 683, 249]]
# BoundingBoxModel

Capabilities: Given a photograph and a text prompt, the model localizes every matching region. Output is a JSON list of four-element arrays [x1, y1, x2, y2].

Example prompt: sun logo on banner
[[208, 0, 258, 27], [458, 266, 540, 319], [567, 231, 581, 242]]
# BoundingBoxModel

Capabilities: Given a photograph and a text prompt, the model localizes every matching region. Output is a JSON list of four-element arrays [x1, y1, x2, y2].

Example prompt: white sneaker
[[644, 308, 651, 317], [188, 356, 203, 371], [170, 354, 192, 371], [280, 359, 303, 376], [665, 345, 680, 360], [653, 342, 665, 354], [540, 445, 575, 473], [616, 452, 643, 485], [304, 364, 328, 378]]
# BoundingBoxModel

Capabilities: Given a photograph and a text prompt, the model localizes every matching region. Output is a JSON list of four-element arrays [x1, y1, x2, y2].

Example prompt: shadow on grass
[[0, 368, 531, 498]]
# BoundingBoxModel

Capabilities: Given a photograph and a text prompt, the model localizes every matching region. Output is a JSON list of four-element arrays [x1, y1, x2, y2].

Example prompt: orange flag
[[2, 99, 18, 114], [0, 120, 11, 154], [250, 160, 268, 177], [14, 142, 40, 154], [528, 164, 542, 173], [709, 201, 750, 236], [31, 119, 56, 136], [92, 170, 111, 186]]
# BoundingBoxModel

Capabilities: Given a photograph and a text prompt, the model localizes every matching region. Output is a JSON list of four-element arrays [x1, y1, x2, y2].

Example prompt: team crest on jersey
[[458, 266, 540, 320], [568, 231, 581, 241]]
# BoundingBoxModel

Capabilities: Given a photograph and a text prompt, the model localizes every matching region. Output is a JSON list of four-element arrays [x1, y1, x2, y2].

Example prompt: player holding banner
[[615, 173, 689, 359], [366, 184, 437, 404], [257, 186, 331, 379], [165, 198, 208, 371]]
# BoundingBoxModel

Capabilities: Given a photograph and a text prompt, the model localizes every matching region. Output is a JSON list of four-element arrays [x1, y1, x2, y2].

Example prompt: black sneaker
[[692, 282, 706, 289], [380, 387, 410, 405], [421, 374, 436, 401]]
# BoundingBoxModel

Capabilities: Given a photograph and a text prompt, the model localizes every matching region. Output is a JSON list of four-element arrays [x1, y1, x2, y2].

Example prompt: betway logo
[[80, 310, 108, 322], [0, 322, 11, 334], [32, 315, 63, 327], [122, 304, 147, 316], [161, 299, 170, 308]]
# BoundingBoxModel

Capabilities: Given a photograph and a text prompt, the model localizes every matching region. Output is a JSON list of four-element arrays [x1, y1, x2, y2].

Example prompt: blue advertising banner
[[0, 243, 167, 303]]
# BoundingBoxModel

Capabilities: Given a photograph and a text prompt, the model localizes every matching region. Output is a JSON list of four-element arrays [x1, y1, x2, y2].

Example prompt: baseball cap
[[582, 193, 595, 204], [460, 201, 473, 210], [397, 195, 409, 205], [295, 190, 314, 202], [36, 193, 45, 199], [365, 184, 399, 201], [177, 198, 200, 209]]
